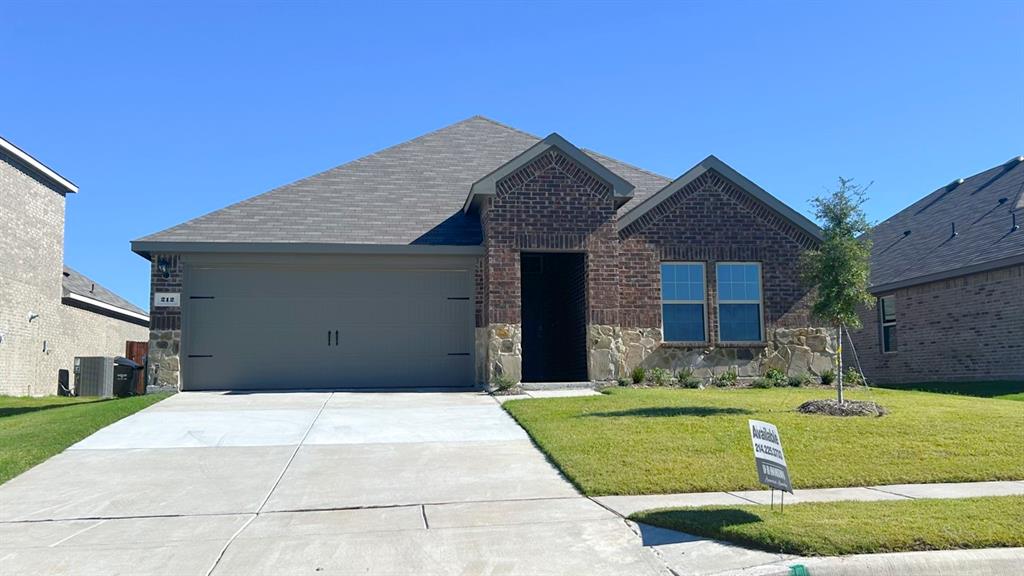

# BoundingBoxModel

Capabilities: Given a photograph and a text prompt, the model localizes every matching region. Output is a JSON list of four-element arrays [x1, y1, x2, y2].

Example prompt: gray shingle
[[868, 157, 1024, 290], [136, 116, 671, 247], [62, 266, 147, 315]]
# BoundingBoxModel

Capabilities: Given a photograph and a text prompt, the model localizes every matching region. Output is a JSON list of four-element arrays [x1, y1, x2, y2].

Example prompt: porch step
[[518, 381, 598, 391]]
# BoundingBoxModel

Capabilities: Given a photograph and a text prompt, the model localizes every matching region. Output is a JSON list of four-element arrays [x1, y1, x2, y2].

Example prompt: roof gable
[[0, 136, 78, 194], [463, 133, 634, 213], [617, 155, 823, 242], [62, 266, 148, 319]]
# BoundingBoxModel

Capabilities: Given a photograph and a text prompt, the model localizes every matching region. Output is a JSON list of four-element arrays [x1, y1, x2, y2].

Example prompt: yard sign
[[748, 419, 793, 493]]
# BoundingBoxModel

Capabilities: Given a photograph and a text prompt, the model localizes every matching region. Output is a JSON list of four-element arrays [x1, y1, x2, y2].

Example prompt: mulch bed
[[797, 399, 888, 417]]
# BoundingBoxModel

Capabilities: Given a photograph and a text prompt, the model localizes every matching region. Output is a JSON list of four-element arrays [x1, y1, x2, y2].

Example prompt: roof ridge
[[470, 115, 542, 141]]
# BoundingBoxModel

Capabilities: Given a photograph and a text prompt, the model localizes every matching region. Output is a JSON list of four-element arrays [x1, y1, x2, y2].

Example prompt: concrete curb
[[725, 548, 1024, 576]]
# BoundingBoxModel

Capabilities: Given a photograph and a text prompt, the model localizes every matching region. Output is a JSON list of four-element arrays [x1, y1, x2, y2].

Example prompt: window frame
[[660, 261, 708, 343], [879, 295, 898, 353], [715, 261, 765, 343]]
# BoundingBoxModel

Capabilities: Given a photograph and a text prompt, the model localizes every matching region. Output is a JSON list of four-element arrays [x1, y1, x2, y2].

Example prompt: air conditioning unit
[[75, 357, 115, 397]]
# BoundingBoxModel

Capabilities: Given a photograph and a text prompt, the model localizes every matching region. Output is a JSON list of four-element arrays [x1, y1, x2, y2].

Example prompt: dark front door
[[520, 252, 588, 382]]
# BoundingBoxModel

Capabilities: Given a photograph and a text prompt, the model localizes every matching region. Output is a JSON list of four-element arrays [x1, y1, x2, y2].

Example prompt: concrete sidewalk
[[597, 480, 1024, 516]]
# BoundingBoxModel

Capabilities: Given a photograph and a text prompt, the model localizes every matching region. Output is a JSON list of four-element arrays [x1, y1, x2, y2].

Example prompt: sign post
[[748, 419, 793, 511]]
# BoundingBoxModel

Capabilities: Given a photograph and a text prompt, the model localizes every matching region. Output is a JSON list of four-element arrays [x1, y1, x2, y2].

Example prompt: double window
[[661, 263, 706, 342], [660, 262, 764, 343], [879, 296, 897, 353]]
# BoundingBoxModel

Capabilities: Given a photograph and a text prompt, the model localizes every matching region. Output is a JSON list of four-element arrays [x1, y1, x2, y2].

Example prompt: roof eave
[[869, 253, 1024, 294], [131, 240, 485, 260], [0, 136, 79, 194]]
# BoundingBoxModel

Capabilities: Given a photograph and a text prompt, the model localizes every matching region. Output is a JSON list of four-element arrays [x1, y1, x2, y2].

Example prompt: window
[[716, 263, 763, 342], [661, 263, 706, 342], [879, 296, 897, 353]]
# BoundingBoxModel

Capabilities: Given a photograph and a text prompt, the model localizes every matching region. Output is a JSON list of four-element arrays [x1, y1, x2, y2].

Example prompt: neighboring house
[[132, 116, 833, 391], [0, 137, 149, 396], [847, 156, 1024, 385]]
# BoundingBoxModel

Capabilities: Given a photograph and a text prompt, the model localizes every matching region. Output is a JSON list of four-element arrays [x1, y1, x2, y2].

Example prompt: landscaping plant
[[800, 178, 874, 403], [649, 367, 671, 387], [711, 370, 738, 387], [763, 367, 787, 387], [630, 366, 646, 385], [675, 368, 702, 389]]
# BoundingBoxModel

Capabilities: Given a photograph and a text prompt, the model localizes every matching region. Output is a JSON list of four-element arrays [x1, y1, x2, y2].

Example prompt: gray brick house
[[0, 137, 149, 396], [847, 156, 1024, 384], [132, 117, 835, 391]]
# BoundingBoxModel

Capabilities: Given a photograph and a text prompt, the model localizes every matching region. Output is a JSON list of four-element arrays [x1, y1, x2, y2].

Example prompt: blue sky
[[2, 1, 1021, 308]]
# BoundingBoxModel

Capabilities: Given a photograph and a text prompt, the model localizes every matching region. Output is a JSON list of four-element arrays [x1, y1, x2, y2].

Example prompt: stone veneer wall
[[148, 253, 183, 389], [847, 264, 1024, 385]]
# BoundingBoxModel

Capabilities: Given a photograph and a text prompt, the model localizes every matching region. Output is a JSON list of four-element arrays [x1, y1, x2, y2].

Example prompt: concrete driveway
[[0, 391, 668, 575]]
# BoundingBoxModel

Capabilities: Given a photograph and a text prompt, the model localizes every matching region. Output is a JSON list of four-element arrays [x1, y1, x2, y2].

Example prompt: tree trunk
[[836, 324, 844, 404]]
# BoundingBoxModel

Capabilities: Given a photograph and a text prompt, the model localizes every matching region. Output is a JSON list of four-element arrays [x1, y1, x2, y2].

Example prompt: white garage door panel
[[184, 265, 475, 390]]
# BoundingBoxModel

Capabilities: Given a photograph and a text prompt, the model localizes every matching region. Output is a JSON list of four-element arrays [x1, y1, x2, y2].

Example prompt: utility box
[[74, 357, 115, 397]]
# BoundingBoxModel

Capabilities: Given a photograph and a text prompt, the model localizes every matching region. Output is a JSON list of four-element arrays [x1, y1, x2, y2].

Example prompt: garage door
[[182, 261, 475, 390]]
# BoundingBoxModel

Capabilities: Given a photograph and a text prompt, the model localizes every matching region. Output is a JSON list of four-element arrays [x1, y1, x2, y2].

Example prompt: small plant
[[631, 366, 646, 385], [711, 370, 738, 387], [616, 377, 631, 387], [844, 368, 866, 387], [787, 373, 812, 387], [820, 370, 836, 386], [750, 377, 772, 389], [763, 367, 787, 387], [491, 375, 517, 393], [649, 367, 671, 387], [675, 367, 702, 389]]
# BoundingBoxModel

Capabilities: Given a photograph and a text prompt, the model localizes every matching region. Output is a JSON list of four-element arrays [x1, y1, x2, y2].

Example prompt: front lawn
[[631, 496, 1024, 556], [0, 394, 169, 484], [876, 380, 1024, 402], [502, 387, 1024, 495]]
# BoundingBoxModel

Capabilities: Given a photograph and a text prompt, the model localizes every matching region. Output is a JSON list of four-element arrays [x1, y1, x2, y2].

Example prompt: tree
[[801, 178, 874, 403]]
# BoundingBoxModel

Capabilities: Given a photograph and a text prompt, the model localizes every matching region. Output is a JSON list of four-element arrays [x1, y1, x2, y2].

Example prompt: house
[[132, 117, 834, 391], [847, 156, 1024, 385], [0, 137, 150, 396]]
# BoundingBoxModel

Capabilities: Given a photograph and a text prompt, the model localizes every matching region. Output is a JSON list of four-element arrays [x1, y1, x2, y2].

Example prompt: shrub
[[631, 366, 646, 385], [844, 368, 866, 387], [675, 368, 702, 389], [820, 370, 836, 386], [750, 377, 773, 389], [711, 370, 738, 387], [649, 367, 671, 387], [763, 368, 787, 387], [491, 375, 517, 392], [787, 373, 812, 387], [616, 377, 631, 387]]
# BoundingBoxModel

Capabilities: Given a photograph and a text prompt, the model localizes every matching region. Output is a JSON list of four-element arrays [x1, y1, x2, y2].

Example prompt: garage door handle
[[334, 330, 339, 346], [327, 330, 331, 347]]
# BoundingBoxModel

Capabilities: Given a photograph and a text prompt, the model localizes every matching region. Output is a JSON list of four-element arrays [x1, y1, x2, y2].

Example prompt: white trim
[[879, 295, 898, 353], [715, 261, 765, 343], [0, 136, 78, 193], [661, 262, 708, 343], [63, 292, 150, 322]]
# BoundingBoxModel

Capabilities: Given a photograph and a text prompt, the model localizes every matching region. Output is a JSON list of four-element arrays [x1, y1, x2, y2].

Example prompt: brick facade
[[0, 148, 148, 396], [476, 149, 832, 384], [847, 264, 1024, 384]]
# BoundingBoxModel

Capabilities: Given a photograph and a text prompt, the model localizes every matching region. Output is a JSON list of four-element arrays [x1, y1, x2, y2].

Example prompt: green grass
[[631, 496, 1024, 556], [0, 394, 169, 484], [875, 381, 1024, 402], [502, 387, 1024, 495]]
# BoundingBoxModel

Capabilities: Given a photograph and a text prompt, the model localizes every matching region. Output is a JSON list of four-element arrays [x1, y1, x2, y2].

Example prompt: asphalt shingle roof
[[62, 266, 147, 316], [868, 157, 1024, 290], [136, 116, 671, 247]]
